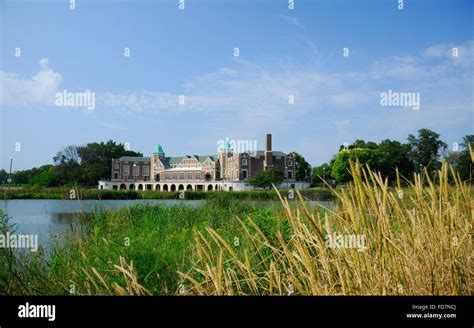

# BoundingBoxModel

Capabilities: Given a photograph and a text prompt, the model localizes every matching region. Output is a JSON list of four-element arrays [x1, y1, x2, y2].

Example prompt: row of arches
[[118, 183, 220, 191]]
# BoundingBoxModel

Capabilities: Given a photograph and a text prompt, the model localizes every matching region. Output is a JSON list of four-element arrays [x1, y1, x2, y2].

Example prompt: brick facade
[[110, 134, 297, 184]]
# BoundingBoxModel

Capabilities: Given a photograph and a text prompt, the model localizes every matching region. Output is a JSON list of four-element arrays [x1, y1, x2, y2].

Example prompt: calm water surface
[[0, 199, 331, 254], [0, 199, 202, 253]]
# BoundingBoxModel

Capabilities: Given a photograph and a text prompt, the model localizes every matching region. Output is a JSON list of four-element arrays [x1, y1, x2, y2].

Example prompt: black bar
[[0, 296, 472, 327]]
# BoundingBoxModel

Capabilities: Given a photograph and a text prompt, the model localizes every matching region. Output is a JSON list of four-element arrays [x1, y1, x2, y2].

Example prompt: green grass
[[0, 197, 293, 295], [0, 186, 334, 201]]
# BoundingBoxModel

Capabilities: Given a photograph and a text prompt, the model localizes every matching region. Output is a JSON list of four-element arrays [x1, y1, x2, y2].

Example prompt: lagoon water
[[0, 199, 332, 255], [0, 199, 203, 254]]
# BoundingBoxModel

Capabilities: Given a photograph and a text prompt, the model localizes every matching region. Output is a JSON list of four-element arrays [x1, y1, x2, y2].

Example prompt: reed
[[180, 161, 472, 295]]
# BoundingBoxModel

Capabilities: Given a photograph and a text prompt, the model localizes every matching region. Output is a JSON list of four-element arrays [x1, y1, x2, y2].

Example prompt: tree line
[[249, 128, 472, 188], [0, 141, 141, 187], [1, 129, 472, 188], [311, 129, 473, 186]]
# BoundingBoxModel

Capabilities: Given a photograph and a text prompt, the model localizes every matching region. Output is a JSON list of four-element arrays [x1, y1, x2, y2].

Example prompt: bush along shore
[[0, 187, 334, 201], [0, 162, 471, 296]]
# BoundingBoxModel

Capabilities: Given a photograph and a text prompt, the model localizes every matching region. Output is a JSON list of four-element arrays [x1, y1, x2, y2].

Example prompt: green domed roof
[[153, 145, 164, 154]]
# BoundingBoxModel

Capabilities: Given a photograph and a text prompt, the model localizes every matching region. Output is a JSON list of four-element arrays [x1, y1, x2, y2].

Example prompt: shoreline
[[0, 187, 334, 201]]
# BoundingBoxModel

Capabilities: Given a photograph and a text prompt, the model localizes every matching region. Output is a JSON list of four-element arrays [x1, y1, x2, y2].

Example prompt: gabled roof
[[250, 151, 287, 158], [118, 156, 150, 162], [196, 155, 216, 163], [159, 155, 216, 168]]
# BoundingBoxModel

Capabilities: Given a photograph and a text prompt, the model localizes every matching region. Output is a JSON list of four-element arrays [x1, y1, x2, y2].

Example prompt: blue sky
[[1, 0, 473, 170]]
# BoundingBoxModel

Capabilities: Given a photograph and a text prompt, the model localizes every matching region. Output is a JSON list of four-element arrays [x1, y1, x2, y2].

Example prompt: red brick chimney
[[264, 133, 273, 170]]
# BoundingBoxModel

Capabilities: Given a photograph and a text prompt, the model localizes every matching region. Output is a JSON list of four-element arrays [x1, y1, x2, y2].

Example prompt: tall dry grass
[[79, 256, 151, 296], [180, 161, 472, 295]]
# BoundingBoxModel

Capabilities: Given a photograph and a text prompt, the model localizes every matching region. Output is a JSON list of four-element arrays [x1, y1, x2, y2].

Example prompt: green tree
[[331, 148, 379, 183], [31, 166, 58, 187], [53, 146, 81, 185], [407, 128, 447, 175], [9, 165, 56, 186], [0, 169, 8, 184], [11, 170, 30, 184], [311, 162, 332, 186], [339, 139, 378, 151], [248, 167, 284, 189], [289, 152, 311, 181], [76, 140, 142, 186], [457, 135, 474, 181], [376, 139, 413, 182]]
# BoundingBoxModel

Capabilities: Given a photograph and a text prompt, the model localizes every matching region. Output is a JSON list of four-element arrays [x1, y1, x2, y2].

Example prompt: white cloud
[[0, 58, 62, 108], [1, 41, 472, 135], [101, 91, 178, 114], [369, 55, 430, 80], [368, 41, 473, 81], [97, 40, 473, 132], [99, 61, 343, 126]]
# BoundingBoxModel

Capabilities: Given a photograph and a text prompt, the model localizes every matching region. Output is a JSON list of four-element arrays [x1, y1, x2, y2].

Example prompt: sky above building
[[1, 0, 473, 170]]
